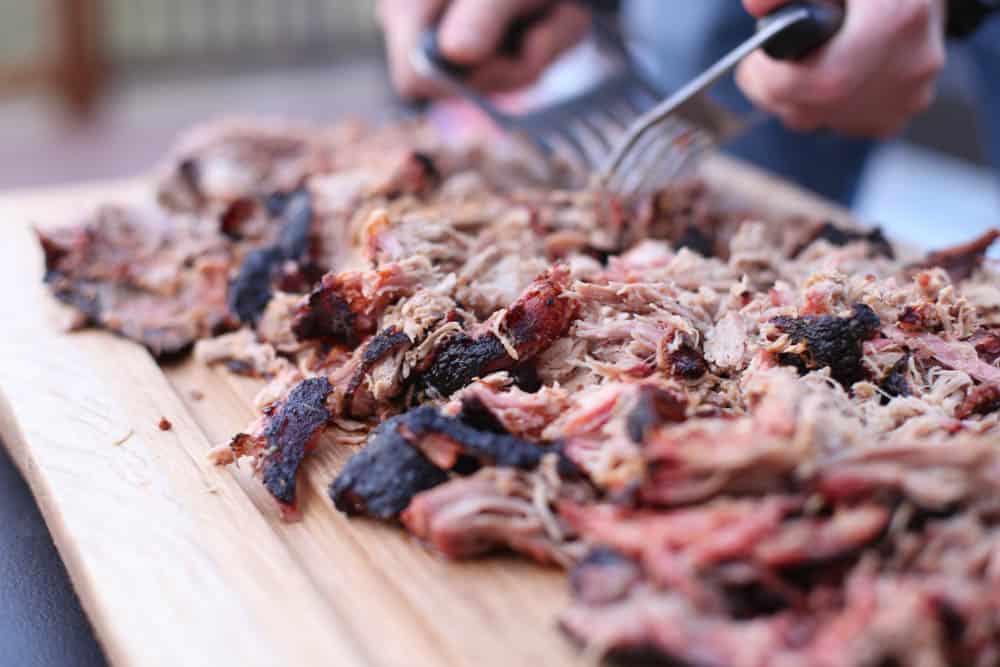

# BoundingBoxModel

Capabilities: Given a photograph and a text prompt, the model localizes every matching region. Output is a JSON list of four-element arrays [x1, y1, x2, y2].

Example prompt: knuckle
[[894, 0, 934, 32]]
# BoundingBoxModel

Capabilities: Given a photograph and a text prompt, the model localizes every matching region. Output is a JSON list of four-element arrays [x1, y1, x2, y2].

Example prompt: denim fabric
[[967, 17, 1000, 173]]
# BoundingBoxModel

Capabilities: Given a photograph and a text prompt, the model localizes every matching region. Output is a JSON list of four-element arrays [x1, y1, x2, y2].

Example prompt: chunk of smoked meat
[[879, 355, 910, 404], [420, 333, 512, 397], [421, 267, 577, 397], [772, 303, 881, 388], [228, 188, 313, 324], [261, 376, 332, 506], [330, 415, 448, 520], [502, 265, 578, 361], [626, 386, 687, 444], [290, 276, 360, 344], [341, 327, 411, 418], [38, 207, 233, 357], [402, 405, 548, 470], [668, 345, 707, 380], [955, 384, 1000, 419], [915, 228, 1000, 283], [972, 328, 1000, 365], [793, 221, 894, 259]]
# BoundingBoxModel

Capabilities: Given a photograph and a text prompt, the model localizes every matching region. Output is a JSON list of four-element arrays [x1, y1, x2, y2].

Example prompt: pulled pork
[[39, 118, 1000, 665]]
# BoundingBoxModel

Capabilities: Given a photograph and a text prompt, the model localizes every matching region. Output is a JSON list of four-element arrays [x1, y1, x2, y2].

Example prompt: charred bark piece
[[626, 386, 687, 444], [403, 405, 548, 470], [674, 225, 715, 258], [772, 303, 881, 388], [290, 280, 360, 344], [457, 396, 510, 434], [342, 327, 412, 418], [794, 221, 894, 259], [261, 377, 333, 506], [915, 228, 1000, 283], [228, 188, 313, 325], [330, 416, 449, 520], [668, 345, 707, 380], [569, 548, 641, 605], [421, 268, 577, 397], [879, 355, 910, 403], [420, 333, 512, 397]]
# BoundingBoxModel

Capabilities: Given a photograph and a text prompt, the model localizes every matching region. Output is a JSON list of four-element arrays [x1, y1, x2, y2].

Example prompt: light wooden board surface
[[0, 157, 851, 667]]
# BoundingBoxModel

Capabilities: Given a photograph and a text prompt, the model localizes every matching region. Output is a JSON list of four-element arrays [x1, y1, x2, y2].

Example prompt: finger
[[518, 3, 591, 75], [735, 51, 810, 112], [379, 0, 449, 98], [438, 0, 547, 66], [462, 3, 590, 94], [743, 0, 792, 17]]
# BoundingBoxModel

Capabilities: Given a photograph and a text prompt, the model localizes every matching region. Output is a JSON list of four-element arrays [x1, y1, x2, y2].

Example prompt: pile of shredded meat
[[39, 118, 1000, 666]]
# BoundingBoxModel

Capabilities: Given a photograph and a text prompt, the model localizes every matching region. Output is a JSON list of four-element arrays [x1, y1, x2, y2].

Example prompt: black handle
[[757, 1, 845, 61]]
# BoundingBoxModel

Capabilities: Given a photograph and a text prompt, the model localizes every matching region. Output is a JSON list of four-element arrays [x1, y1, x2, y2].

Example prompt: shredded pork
[[39, 118, 1000, 665]]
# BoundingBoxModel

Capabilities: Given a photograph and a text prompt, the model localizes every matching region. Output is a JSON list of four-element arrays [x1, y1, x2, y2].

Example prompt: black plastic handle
[[758, 1, 845, 61]]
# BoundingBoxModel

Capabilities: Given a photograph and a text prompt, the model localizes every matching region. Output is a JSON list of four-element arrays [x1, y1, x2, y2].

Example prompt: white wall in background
[[854, 142, 1000, 256]]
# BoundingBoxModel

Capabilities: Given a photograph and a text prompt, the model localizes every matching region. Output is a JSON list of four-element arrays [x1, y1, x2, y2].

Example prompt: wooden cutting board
[[0, 158, 851, 667]]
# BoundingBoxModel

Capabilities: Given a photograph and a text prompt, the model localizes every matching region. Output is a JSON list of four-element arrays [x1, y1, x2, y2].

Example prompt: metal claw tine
[[550, 125, 594, 171], [579, 116, 612, 151]]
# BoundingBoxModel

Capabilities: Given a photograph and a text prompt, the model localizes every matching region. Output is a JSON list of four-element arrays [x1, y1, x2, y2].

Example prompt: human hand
[[377, 0, 591, 99], [737, 0, 947, 137]]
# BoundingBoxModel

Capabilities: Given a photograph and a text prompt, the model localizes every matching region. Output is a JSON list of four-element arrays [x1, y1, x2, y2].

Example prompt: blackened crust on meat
[[626, 386, 688, 444], [362, 327, 411, 365], [404, 405, 546, 469], [228, 246, 282, 324], [668, 345, 707, 380], [674, 225, 715, 258], [291, 283, 358, 344], [794, 221, 895, 259], [421, 333, 512, 397], [879, 355, 910, 403], [343, 327, 411, 418], [382, 151, 441, 199], [772, 303, 881, 388], [569, 548, 641, 605], [228, 189, 313, 325], [261, 376, 332, 505], [457, 396, 510, 434], [916, 228, 1000, 283], [276, 190, 312, 259], [329, 416, 448, 520]]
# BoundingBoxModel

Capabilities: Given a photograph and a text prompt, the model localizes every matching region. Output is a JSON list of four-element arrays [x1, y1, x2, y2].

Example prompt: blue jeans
[[625, 2, 1000, 207]]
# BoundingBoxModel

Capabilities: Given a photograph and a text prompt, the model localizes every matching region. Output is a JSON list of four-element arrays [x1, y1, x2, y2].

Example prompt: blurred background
[[0, 0, 997, 253]]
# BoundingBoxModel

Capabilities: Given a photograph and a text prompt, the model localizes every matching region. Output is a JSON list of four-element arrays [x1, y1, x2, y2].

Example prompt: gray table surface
[[1, 441, 107, 666]]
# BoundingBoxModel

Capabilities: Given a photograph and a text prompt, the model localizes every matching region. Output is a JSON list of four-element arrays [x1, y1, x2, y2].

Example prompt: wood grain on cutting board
[[0, 157, 851, 667]]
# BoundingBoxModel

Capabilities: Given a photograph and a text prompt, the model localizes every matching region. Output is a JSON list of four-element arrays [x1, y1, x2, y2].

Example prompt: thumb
[[743, 0, 792, 17]]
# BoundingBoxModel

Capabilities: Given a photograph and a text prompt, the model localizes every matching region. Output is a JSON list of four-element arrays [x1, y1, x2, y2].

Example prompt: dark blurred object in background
[[0, 0, 381, 120]]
